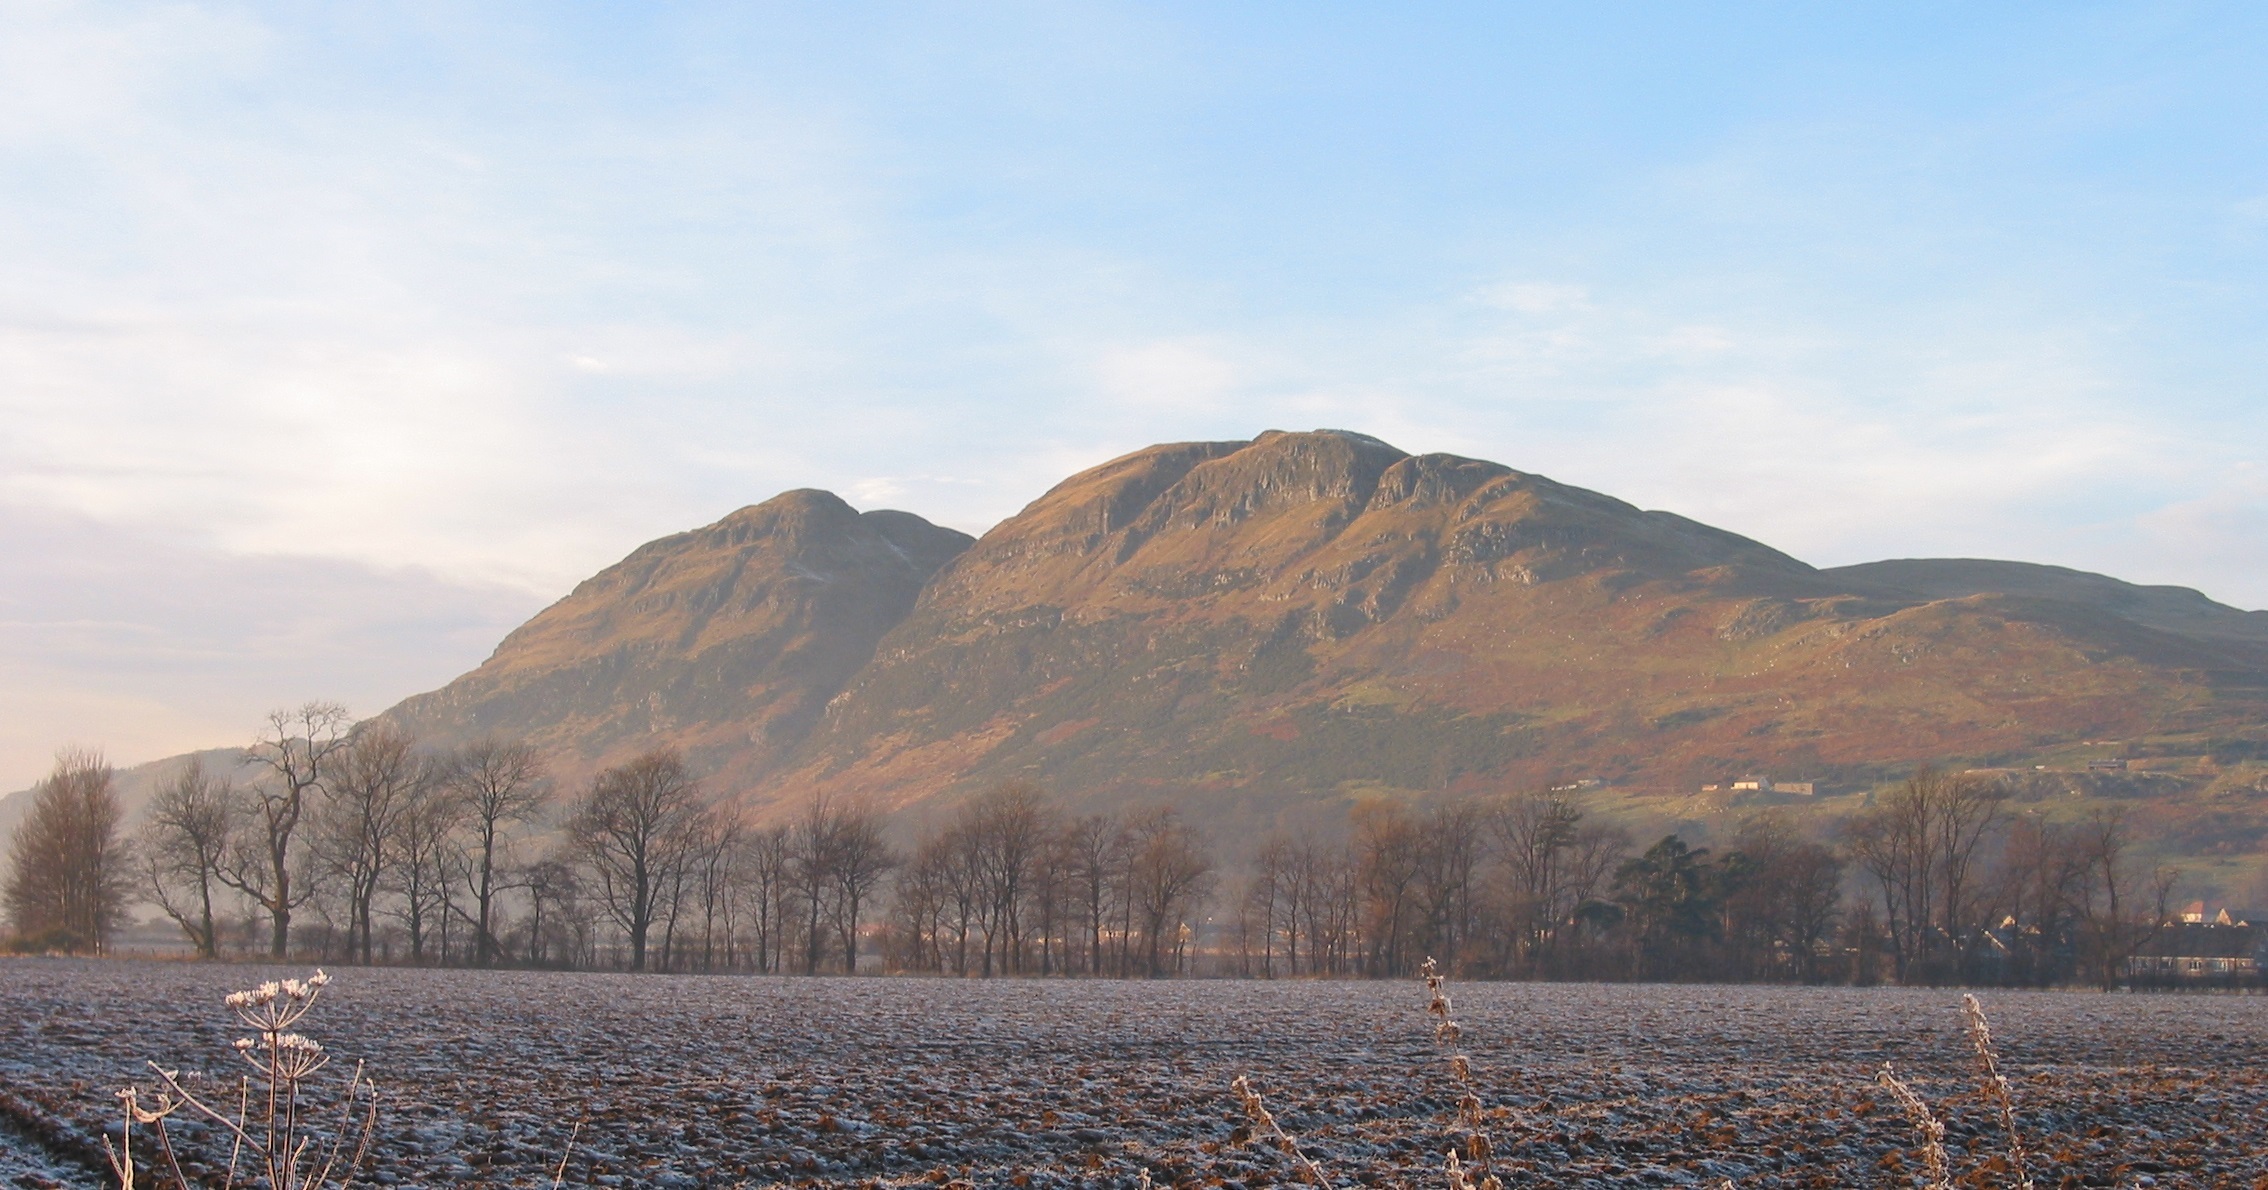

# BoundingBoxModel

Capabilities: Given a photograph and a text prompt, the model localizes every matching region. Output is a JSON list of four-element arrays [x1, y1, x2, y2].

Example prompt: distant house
[[1725, 778, 1816, 796], [2087, 758, 2129, 771], [2127, 920, 2268, 988]]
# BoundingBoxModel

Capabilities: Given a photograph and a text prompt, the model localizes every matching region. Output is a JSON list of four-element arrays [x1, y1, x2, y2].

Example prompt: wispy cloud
[[2, 2, 2266, 785]]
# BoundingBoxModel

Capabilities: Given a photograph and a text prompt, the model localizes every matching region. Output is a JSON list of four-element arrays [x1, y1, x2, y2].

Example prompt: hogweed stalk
[[1420, 957, 1501, 1190], [103, 1085, 190, 1190], [109, 969, 379, 1190], [550, 1116, 585, 1189], [1876, 1062, 1950, 1190], [1962, 994, 2037, 1190], [1230, 1074, 1331, 1187]]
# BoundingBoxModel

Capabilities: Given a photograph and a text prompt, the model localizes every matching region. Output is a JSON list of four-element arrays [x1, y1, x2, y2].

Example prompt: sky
[[3, 2, 2265, 790]]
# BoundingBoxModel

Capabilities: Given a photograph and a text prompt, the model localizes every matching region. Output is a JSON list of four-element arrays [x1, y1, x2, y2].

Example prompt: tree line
[[1219, 768, 2176, 988], [3, 704, 2183, 988], [10, 702, 900, 973]]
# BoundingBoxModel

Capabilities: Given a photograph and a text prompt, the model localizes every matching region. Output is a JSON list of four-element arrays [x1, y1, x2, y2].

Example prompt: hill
[[378, 489, 973, 790], [11, 430, 2266, 869], [770, 431, 2268, 835]]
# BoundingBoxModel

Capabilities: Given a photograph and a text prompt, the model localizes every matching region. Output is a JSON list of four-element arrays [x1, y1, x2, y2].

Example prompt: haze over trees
[[2, 693, 2196, 992]]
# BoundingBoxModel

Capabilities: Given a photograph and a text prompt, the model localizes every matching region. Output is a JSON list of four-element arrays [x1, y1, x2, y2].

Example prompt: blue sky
[[3, 2, 2265, 787]]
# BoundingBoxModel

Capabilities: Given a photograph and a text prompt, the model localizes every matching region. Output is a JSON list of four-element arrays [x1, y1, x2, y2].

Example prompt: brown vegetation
[[3, 748, 131, 953]]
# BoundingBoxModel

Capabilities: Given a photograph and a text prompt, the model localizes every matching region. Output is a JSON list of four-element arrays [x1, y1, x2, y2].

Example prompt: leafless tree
[[827, 801, 895, 973], [743, 825, 792, 972], [886, 829, 950, 973], [568, 748, 706, 972], [1353, 800, 1423, 975], [5, 749, 132, 952], [787, 792, 844, 974], [1844, 768, 2008, 983], [441, 738, 548, 966], [519, 853, 583, 967], [1029, 822, 1076, 975], [387, 778, 464, 963], [1064, 813, 1124, 975], [1721, 812, 1843, 982], [1414, 799, 1487, 974], [965, 782, 1051, 975], [313, 724, 424, 964], [1245, 835, 1293, 977], [1997, 814, 2087, 986], [221, 702, 354, 957], [1489, 790, 1581, 968], [1124, 807, 1214, 976], [2072, 807, 2179, 990], [687, 807, 745, 971], [141, 758, 235, 958]]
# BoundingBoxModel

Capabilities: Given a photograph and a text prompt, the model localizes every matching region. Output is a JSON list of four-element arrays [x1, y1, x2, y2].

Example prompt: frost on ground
[[0, 1114, 86, 1190], [2, 959, 2265, 1188]]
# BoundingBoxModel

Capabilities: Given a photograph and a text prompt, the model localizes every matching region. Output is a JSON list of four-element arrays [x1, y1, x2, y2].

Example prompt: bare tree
[[1490, 790, 1582, 969], [520, 853, 583, 967], [1353, 801, 1423, 975], [5, 749, 132, 952], [1414, 799, 1486, 974], [569, 748, 705, 971], [1246, 836, 1292, 977], [387, 778, 464, 963], [689, 807, 746, 972], [1722, 812, 1843, 982], [1933, 774, 2009, 981], [442, 738, 549, 967], [141, 759, 235, 959], [1843, 768, 2008, 983], [2072, 807, 2179, 990], [967, 782, 1050, 975], [1998, 814, 2086, 986], [1029, 821, 1075, 975], [743, 825, 792, 972], [830, 801, 896, 973], [222, 702, 354, 957], [1124, 808, 1214, 976], [1065, 813, 1124, 975], [789, 792, 843, 974], [313, 724, 424, 964]]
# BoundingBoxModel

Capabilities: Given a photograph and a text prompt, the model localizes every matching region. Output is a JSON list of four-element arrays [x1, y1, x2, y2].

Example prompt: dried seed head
[[1877, 1062, 1950, 1190]]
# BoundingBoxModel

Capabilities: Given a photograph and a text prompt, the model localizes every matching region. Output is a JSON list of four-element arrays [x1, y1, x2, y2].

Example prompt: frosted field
[[3, 960, 2266, 1187]]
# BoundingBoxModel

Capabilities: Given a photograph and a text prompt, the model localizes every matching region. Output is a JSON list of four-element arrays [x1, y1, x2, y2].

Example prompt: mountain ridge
[[758, 431, 2266, 832], [9, 430, 2265, 853]]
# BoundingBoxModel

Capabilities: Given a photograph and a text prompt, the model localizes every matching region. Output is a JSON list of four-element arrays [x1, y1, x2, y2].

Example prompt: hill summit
[[379, 430, 2268, 830]]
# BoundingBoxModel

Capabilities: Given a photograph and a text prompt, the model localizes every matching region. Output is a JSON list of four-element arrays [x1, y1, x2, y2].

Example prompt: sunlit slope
[[774, 430, 2268, 821], [381, 490, 973, 790]]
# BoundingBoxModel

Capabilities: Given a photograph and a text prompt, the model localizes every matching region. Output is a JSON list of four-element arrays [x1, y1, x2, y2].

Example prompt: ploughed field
[[2, 960, 2265, 1187]]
